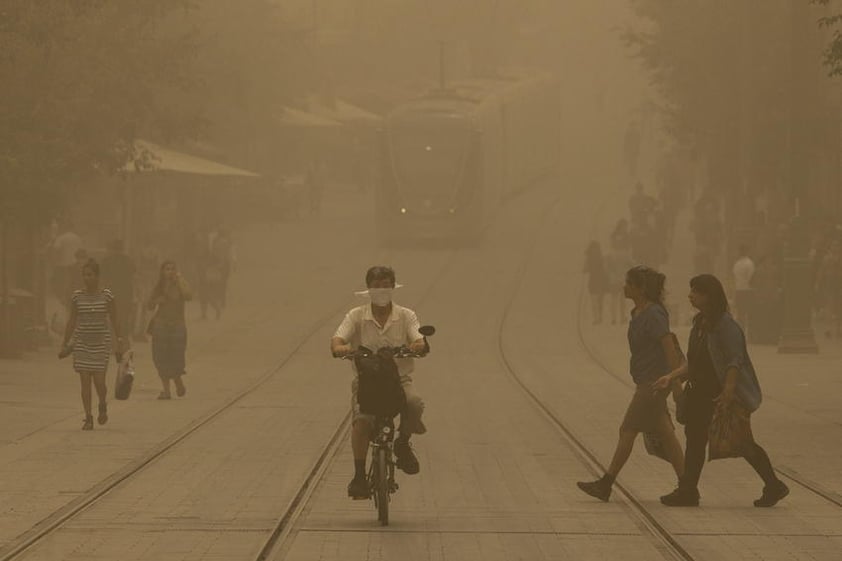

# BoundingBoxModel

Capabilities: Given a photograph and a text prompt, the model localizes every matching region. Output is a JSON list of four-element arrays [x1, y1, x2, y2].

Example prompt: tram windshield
[[390, 125, 471, 201]]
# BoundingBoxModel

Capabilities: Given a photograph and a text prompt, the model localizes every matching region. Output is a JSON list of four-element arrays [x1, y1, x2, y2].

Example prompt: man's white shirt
[[53, 231, 83, 267], [733, 256, 756, 291], [334, 303, 422, 376]]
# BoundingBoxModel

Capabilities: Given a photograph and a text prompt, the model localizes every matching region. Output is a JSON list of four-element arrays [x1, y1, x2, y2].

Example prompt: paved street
[[1, 180, 841, 561]]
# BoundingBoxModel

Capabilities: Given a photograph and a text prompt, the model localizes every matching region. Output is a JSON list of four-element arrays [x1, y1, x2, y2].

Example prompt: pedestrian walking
[[101, 240, 135, 344], [49, 219, 83, 308], [584, 241, 609, 325], [577, 266, 685, 501], [657, 274, 789, 507], [201, 227, 234, 320], [59, 259, 124, 430], [732, 245, 755, 330], [628, 182, 656, 228], [605, 251, 631, 325], [815, 239, 842, 338], [146, 261, 192, 399]]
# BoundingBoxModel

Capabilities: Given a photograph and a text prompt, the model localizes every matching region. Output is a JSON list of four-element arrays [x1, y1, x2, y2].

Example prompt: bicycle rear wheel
[[376, 448, 389, 525]]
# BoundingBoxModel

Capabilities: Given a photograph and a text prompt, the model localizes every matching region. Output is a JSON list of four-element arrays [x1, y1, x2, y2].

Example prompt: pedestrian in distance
[[146, 261, 192, 400], [655, 274, 789, 507], [732, 245, 755, 331], [606, 221, 634, 325], [577, 266, 685, 502], [815, 239, 842, 338], [59, 259, 125, 430], [101, 239, 136, 345], [49, 219, 83, 310], [584, 241, 609, 325]]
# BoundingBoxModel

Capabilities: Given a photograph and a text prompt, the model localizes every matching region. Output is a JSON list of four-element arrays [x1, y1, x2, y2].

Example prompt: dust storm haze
[[2, 2, 842, 560]]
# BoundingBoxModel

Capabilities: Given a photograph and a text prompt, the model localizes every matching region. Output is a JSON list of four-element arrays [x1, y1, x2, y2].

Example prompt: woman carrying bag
[[654, 274, 789, 507], [60, 259, 125, 430]]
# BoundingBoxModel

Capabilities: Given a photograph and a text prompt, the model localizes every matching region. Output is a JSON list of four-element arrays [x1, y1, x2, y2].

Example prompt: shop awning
[[275, 106, 342, 128], [306, 97, 382, 126]]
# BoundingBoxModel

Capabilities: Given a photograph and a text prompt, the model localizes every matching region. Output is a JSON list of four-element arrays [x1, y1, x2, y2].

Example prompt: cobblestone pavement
[[2, 179, 840, 560]]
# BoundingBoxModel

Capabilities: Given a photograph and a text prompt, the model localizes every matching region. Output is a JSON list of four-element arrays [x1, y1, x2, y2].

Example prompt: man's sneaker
[[576, 477, 612, 502], [754, 481, 789, 507], [660, 486, 700, 507], [347, 475, 369, 500], [394, 439, 420, 475]]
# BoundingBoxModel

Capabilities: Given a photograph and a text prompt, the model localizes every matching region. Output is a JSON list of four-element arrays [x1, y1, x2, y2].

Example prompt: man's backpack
[[355, 348, 406, 418]]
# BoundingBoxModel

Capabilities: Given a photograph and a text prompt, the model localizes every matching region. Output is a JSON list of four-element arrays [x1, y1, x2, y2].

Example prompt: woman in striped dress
[[147, 261, 192, 399], [60, 259, 124, 430]]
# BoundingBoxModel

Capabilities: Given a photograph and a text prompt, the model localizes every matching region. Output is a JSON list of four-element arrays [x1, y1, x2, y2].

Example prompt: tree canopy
[[0, 0, 303, 215]]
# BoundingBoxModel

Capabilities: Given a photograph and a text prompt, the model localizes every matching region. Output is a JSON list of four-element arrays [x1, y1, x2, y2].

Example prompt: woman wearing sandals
[[60, 259, 124, 430], [655, 274, 789, 507], [577, 265, 685, 501], [147, 261, 192, 399]]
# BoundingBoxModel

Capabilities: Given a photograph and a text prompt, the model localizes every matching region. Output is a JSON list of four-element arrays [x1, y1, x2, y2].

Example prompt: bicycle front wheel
[[376, 447, 389, 525]]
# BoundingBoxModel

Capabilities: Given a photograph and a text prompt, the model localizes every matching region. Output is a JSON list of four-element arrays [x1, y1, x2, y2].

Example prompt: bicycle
[[335, 325, 434, 525]]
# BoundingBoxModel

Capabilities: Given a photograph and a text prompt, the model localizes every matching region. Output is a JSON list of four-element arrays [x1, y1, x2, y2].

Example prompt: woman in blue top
[[578, 266, 685, 502], [655, 274, 789, 507]]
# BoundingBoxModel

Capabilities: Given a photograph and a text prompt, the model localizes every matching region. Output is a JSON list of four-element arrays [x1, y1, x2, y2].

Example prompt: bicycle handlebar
[[333, 346, 428, 360]]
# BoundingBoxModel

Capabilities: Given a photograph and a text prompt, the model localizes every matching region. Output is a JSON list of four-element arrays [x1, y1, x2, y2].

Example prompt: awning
[[276, 106, 342, 128], [124, 140, 260, 177], [306, 97, 382, 126]]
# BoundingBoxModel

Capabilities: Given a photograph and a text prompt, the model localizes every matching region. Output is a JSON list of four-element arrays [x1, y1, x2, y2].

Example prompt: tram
[[375, 70, 560, 245]]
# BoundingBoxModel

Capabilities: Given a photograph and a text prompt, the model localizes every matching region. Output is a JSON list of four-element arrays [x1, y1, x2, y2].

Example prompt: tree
[[626, 0, 836, 232], [0, 1, 199, 215]]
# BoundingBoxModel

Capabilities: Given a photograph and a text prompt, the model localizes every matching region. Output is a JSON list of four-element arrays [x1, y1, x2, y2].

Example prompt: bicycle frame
[[368, 416, 398, 525]]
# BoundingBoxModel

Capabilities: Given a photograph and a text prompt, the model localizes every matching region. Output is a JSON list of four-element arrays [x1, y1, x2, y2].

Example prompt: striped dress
[[71, 289, 113, 374]]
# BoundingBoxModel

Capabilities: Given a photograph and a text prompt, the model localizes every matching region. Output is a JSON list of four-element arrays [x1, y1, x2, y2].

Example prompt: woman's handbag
[[643, 431, 670, 462], [708, 401, 754, 460], [114, 350, 135, 400]]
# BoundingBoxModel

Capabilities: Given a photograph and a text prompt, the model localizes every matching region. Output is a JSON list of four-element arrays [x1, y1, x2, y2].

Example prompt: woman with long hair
[[60, 259, 124, 430], [655, 274, 788, 507], [147, 261, 192, 399], [577, 266, 685, 501]]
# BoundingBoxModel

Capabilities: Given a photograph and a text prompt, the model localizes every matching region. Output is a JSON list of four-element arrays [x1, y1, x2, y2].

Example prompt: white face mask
[[368, 288, 393, 307]]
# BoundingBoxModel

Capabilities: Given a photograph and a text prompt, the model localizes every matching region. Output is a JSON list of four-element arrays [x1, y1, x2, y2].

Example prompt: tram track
[[0, 299, 354, 561], [574, 281, 842, 511], [255, 245, 468, 560], [496, 186, 842, 561], [4, 245, 470, 561], [495, 195, 697, 561], [0, 236, 462, 561]]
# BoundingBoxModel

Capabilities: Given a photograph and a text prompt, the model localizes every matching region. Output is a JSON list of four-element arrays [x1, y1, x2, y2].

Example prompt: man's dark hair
[[365, 266, 396, 287]]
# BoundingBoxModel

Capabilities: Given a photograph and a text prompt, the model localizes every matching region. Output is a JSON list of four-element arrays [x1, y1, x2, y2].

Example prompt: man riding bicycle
[[331, 266, 428, 499]]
